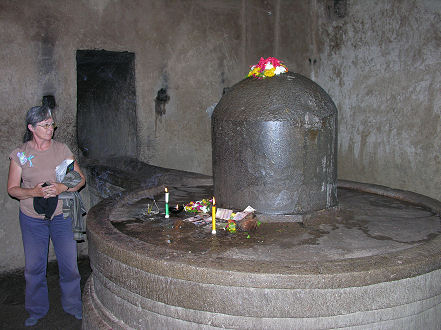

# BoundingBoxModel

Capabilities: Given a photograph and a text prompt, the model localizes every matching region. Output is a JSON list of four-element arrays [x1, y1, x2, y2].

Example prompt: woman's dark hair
[[23, 105, 52, 142]]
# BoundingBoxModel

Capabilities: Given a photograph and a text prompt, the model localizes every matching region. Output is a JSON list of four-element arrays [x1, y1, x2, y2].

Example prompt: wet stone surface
[[111, 187, 441, 263]]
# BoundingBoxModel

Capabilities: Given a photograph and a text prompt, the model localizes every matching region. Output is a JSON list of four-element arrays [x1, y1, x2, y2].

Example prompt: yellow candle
[[211, 197, 216, 234]]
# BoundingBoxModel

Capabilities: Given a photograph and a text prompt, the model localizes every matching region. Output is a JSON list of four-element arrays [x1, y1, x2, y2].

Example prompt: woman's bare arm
[[7, 159, 45, 199]]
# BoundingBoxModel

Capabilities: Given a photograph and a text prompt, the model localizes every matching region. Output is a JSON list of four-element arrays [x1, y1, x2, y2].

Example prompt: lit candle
[[211, 197, 216, 234], [165, 188, 169, 218]]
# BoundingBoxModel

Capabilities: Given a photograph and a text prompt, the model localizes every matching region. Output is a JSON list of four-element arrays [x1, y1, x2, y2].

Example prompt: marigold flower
[[264, 67, 276, 77], [248, 67, 261, 77]]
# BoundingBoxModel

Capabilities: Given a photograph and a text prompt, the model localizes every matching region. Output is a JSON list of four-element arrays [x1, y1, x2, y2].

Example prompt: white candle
[[165, 187, 170, 218]]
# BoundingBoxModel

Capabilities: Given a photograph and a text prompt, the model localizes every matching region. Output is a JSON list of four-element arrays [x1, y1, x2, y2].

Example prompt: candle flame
[[165, 187, 168, 193], [213, 197, 216, 206]]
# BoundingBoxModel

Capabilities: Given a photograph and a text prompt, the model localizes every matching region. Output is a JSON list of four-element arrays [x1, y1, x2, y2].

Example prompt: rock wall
[[0, 0, 439, 272], [0, 0, 279, 272], [314, 0, 441, 200]]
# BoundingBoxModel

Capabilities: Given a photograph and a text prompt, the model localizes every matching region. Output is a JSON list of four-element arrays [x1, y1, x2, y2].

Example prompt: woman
[[7, 105, 85, 327]]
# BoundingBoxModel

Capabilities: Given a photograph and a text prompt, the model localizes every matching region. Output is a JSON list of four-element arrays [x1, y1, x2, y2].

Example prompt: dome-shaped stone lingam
[[212, 72, 337, 216]]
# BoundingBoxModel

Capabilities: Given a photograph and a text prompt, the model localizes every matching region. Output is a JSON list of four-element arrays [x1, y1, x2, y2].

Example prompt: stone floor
[[0, 257, 91, 330]]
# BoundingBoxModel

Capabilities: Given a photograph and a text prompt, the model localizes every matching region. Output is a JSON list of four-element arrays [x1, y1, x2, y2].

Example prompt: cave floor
[[0, 257, 91, 330]]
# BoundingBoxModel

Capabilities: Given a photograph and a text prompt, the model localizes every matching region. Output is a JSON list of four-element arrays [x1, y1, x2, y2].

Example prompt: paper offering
[[243, 206, 256, 213], [233, 206, 256, 221], [184, 214, 212, 226], [184, 205, 256, 226], [215, 208, 233, 220]]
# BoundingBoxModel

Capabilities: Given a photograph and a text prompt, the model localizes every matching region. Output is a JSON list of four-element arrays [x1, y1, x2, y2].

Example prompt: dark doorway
[[76, 50, 137, 160]]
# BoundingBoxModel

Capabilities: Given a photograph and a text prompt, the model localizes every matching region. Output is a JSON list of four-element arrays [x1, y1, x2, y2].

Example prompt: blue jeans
[[19, 210, 82, 319]]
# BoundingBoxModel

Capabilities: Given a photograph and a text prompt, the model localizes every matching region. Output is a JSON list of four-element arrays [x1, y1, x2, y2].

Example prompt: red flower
[[257, 57, 267, 70], [267, 57, 282, 67]]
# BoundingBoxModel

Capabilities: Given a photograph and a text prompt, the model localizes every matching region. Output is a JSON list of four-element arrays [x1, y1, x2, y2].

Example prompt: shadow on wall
[[154, 87, 170, 135]]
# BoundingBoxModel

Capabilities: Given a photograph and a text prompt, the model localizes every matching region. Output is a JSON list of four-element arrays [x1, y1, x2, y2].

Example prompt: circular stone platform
[[83, 180, 441, 329]]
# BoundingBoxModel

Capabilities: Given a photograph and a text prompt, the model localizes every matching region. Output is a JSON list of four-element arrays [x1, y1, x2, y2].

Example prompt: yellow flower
[[264, 67, 276, 77], [248, 67, 261, 77]]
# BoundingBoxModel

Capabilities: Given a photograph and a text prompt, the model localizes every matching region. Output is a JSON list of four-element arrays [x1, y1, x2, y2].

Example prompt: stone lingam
[[83, 72, 441, 329], [212, 72, 337, 218]]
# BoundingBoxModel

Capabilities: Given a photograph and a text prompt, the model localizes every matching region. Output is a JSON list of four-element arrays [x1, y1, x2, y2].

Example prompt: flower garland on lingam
[[247, 57, 287, 79]]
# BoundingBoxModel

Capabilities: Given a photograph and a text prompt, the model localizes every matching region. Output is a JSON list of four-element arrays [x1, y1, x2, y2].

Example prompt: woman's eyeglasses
[[36, 122, 56, 129]]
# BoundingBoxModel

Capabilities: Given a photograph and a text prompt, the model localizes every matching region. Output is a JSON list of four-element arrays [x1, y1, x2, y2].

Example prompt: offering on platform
[[183, 198, 213, 213], [215, 208, 233, 220], [183, 214, 212, 226], [182, 200, 259, 233], [232, 206, 255, 221]]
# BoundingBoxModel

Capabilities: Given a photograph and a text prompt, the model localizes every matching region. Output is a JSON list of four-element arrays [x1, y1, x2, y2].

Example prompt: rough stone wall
[[0, 0, 276, 272], [0, 0, 439, 272], [314, 0, 441, 200], [277, 0, 316, 76]]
